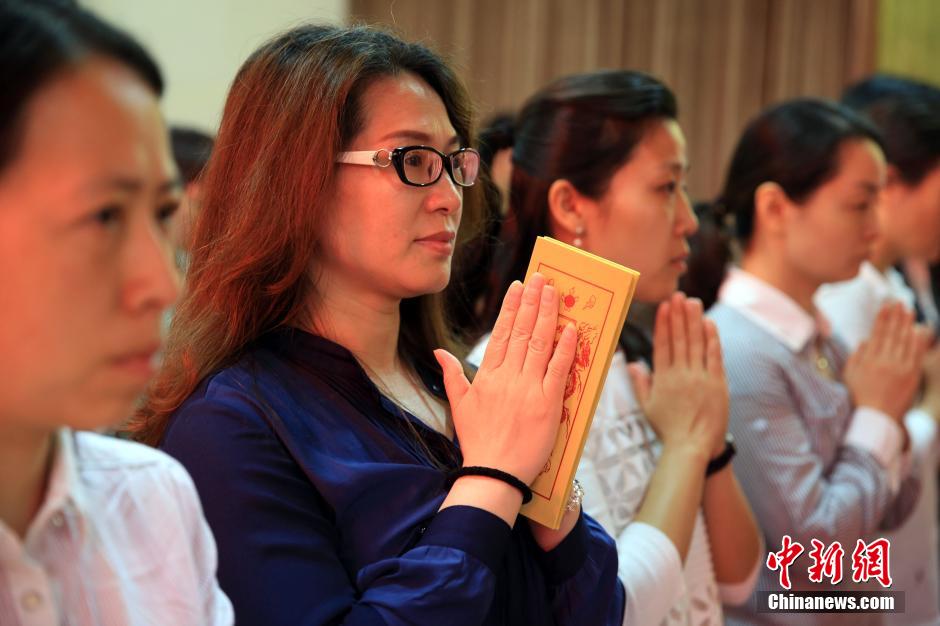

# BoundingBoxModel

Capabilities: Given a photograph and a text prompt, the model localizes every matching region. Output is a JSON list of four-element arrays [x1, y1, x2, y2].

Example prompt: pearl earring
[[573, 225, 584, 248]]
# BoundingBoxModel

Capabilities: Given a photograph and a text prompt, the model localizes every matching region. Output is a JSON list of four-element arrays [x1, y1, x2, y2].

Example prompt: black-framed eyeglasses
[[335, 145, 481, 188]]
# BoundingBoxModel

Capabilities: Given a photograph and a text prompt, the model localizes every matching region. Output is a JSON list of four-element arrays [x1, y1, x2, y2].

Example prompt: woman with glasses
[[133, 25, 624, 625]]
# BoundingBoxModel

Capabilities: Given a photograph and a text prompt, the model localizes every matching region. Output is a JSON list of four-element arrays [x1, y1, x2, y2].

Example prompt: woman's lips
[[415, 231, 456, 255], [670, 253, 689, 272], [111, 345, 160, 380]]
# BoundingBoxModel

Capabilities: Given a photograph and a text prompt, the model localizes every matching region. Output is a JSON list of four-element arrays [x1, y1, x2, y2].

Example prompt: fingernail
[[542, 284, 555, 303], [504, 282, 523, 301]]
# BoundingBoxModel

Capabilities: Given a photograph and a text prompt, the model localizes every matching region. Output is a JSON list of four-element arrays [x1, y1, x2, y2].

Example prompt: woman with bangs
[[134, 24, 624, 626]]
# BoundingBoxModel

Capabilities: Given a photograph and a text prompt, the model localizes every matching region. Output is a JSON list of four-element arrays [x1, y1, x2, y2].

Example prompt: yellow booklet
[[522, 236, 639, 529]]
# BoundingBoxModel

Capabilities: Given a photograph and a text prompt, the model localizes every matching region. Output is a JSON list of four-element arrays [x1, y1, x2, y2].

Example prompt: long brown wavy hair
[[133, 24, 482, 446]]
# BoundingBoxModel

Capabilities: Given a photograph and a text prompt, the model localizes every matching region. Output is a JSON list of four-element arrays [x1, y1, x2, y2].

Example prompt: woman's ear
[[753, 181, 789, 238], [547, 179, 586, 243]]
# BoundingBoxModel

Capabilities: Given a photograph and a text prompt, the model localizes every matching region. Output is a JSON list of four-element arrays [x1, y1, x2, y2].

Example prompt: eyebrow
[[85, 176, 184, 195], [376, 130, 461, 148], [855, 182, 881, 194], [660, 161, 690, 174]]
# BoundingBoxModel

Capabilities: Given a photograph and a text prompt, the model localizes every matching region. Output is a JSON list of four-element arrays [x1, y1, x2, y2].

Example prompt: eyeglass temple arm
[[335, 150, 390, 166]]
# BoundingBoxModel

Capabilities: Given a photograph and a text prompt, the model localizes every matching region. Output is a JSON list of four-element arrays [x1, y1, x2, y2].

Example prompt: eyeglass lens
[[449, 150, 480, 186], [401, 149, 444, 185], [400, 148, 480, 186]]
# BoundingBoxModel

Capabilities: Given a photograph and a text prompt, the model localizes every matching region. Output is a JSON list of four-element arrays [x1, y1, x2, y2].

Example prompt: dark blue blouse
[[161, 327, 624, 625]]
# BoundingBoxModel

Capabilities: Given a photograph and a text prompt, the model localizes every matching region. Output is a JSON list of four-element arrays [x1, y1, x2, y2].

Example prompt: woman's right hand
[[435, 273, 577, 485], [845, 302, 927, 421], [629, 292, 728, 460]]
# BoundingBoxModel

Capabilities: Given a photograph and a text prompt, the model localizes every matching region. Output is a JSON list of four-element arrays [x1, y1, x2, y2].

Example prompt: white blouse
[[0, 429, 232, 626]]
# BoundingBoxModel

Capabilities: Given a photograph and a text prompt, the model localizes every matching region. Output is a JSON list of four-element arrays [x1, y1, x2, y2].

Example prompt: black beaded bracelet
[[447, 466, 533, 504]]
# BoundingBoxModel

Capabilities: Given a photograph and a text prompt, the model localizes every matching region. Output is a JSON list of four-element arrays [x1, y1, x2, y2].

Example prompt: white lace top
[[578, 350, 724, 626]]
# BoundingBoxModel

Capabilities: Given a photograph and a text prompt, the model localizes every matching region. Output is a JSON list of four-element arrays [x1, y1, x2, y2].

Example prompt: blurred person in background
[[678, 201, 733, 312], [817, 75, 940, 342], [167, 126, 214, 270], [134, 24, 624, 625], [843, 74, 940, 322], [476, 70, 763, 626], [815, 74, 940, 626], [0, 1, 231, 623], [447, 113, 516, 341], [710, 98, 925, 625], [478, 112, 515, 213]]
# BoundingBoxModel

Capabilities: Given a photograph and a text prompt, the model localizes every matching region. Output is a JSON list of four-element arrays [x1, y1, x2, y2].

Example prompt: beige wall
[[85, 0, 348, 132], [879, 0, 940, 86], [84, 0, 939, 186], [351, 0, 877, 200]]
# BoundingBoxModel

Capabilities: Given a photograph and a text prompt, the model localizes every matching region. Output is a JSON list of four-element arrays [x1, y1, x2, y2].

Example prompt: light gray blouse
[[709, 268, 919, 626]]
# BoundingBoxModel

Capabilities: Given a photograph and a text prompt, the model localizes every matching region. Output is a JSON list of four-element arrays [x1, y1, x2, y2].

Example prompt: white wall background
[[85, 0, 348, 132]]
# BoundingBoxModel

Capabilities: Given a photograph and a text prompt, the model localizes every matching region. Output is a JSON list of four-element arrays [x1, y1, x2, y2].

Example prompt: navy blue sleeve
[[162, 391, 513, 626], [537, 513, 626, 625]]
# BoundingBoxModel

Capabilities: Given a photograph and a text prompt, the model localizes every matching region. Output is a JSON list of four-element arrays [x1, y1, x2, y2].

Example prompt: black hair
[[170, 127, 215, 184], [0, 0, 163, 172], [717, 98, 883, 245], [842, 74, 940, 186], [481, 70, 677, 330], [445, 113, 515, 341], [678, 201, 731, 311], [477, 112, 515, 169], [842, 74, 931, 110]]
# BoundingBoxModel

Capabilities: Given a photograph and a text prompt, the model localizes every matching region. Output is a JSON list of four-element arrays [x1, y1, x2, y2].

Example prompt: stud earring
[[573, 225, 584, 248]]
